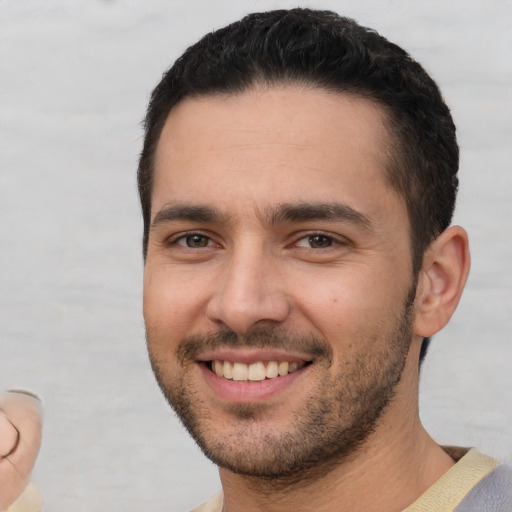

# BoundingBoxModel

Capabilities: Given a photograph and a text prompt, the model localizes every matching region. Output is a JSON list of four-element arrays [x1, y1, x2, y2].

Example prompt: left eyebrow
[[263, 202, 372, 229]]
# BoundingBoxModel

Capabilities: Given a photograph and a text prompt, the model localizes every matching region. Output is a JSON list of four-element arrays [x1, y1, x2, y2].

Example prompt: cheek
[[292, 265, 407, 345], [143, 266, 204, 345]]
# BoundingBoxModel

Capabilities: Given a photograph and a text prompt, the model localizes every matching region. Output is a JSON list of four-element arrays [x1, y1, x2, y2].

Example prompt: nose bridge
[[207, 237, 289, 333]]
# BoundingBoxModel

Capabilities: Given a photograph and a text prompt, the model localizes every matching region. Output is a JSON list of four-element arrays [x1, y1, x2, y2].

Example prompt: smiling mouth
[[206, 360, 311, 381]]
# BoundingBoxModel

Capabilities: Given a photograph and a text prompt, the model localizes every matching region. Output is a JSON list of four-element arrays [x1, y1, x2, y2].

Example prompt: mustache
[[176, 328, 332, 364]]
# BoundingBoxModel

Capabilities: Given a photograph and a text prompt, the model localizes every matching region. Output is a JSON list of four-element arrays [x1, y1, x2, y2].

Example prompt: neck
[[218, 347, 454, 512]]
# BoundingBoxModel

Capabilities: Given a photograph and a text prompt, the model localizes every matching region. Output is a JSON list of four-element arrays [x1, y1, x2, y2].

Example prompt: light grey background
[[0, 1, 510, 511]]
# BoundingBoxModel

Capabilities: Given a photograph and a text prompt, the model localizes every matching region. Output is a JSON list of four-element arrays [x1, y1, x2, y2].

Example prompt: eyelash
[[168, 232, 217, 249], [293, 232, 343, 250], [167, 231, 346, 250]]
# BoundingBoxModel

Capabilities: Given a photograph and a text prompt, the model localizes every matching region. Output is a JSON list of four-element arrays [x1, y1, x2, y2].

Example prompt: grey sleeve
[[455, 465, 512, 512]]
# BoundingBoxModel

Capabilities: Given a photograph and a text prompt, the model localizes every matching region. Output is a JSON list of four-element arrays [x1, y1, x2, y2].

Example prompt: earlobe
[[414, 226, 471, 338]]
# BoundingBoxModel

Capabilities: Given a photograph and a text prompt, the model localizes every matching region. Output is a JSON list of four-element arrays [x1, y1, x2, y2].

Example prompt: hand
[[0, 391, 42, 511]]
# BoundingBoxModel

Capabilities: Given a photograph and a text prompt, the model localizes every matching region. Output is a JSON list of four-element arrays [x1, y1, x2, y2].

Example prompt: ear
[[414, 226, 470, 337]]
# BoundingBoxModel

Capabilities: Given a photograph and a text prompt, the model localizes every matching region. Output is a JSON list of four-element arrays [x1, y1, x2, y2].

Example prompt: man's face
[[144, 86, 418, 478]]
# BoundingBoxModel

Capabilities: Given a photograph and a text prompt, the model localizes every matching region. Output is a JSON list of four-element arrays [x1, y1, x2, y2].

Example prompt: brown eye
[[308, 235, 333, 248], [184, 234, 210, 247]]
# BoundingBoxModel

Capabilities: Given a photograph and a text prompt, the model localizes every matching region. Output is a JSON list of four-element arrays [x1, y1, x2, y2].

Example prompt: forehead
[[152, 86, 400, 221]]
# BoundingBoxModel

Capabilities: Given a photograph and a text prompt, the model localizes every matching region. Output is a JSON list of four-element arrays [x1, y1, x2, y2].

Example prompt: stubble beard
[[148, 289, 415, 483]]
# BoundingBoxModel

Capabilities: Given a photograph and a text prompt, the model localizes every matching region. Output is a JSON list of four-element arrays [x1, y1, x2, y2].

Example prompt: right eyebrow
[[150, 204, 228, 230]]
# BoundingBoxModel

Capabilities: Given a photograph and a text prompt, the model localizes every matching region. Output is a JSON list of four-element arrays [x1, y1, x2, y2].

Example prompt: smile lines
[[210, 360, 307, 381]]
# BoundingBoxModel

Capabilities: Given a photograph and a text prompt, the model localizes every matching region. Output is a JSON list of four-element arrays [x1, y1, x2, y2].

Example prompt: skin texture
[[0, 391, 42, 511], [143, 86, 470, 512]]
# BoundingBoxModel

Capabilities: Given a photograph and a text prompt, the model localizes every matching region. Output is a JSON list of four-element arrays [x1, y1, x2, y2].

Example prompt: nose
[[206, 245, 291, 334]]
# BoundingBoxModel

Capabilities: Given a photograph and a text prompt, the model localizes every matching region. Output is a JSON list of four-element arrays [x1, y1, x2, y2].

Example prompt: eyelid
[[291, 231, 350, 249], [166, 230, 219, 248], [163, 229, 349, 250]]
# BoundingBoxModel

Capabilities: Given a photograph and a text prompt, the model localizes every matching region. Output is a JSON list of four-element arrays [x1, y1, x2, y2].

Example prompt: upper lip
[[196, 348, 313, 365]]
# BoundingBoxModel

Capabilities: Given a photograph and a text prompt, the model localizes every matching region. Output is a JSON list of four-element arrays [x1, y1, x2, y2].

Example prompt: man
[[139, 8, 511, 512]]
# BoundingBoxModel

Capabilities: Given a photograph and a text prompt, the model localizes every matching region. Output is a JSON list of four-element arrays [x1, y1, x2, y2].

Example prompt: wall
[[1, 1, 510, 510]]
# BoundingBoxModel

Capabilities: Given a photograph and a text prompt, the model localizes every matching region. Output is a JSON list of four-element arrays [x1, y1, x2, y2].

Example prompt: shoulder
[[454, 463, 512, 512], [190, 491, 224, 512], [404, 448, 510, 512]]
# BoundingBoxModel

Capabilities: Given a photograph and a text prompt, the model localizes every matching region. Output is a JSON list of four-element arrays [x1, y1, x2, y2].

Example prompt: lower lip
[[199, 363, 309, 403]]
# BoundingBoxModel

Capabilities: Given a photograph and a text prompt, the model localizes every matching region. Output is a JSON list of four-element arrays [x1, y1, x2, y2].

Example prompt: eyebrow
[[151, 202, 372, 230], [151, 204, 228, 229], [263, 202, 372, 229]]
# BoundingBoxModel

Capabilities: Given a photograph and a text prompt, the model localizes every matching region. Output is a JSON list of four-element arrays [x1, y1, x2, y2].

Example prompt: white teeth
[[248, 362, 266, 381], [288, 362, 299, 372], [232, 362, 248, 381], [278, 361, 289, 376], [211, 360, 306, 381], [266, 361, 279, 379], [223, 360, 233, 379], [213, 360, 223, 377]]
